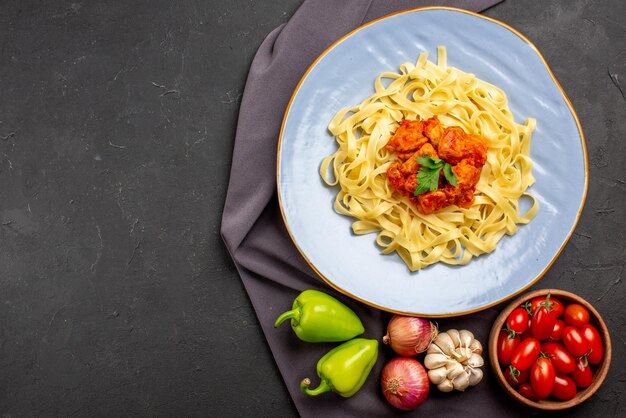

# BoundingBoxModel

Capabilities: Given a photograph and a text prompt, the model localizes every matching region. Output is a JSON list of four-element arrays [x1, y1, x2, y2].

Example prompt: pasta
[[320, 47, 538, 271]]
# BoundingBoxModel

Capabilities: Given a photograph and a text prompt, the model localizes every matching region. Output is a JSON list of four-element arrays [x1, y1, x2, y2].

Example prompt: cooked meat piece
[[385, 117, 488, 214], [437, 127, 487, 166], [400, 143, 439, 175], [385, 119, 428, 160], [386, 162, 405, 193], [452, 159, 482, 189], [453, 187, 475, 208], [416, 189, 453, 215], [423, 116, 444, 146]]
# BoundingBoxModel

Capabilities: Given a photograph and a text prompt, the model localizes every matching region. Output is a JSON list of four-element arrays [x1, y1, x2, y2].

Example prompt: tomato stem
[[508, 365, 520, 383], [505, 324, 519, 339], [579, 351, 591, 368], [544, 293, 555, 312], [532, 293, 555, 316]]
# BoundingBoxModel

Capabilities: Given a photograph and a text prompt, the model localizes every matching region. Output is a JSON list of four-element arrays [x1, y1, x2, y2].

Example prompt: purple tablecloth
[[220, 1, 533, 416]]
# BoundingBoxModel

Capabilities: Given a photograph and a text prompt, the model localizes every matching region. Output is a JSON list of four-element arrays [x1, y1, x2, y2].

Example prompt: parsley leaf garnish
[[414, 161, 441, 195], [417, 156, 442, 169], [413, 155, 458, 196], [443, 163, 458, 187]]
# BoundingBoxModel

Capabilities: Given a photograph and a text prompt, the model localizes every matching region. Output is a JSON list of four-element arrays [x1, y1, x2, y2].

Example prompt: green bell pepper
[[300, 338, 378, 397], [274, 289, 364, 343]]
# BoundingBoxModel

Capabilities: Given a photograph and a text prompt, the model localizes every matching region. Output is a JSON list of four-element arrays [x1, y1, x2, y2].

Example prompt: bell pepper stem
[[300, 378, 331, 396], [274, 309, 299, 328]]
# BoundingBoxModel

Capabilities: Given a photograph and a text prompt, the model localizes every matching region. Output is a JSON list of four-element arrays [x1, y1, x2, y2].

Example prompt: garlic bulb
[[424, 329, 484, 392]]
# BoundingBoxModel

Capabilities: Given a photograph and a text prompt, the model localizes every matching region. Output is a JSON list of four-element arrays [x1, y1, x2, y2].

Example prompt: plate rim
[[276, 6, 589, 318]]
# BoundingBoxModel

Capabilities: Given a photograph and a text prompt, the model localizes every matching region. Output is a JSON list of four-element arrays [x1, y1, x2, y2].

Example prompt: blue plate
[[277, 7, 587, 317]]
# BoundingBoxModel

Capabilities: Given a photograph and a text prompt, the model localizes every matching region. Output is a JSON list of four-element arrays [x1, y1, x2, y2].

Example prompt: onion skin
[[381, 357, 429, 411], [383, 315, 438, 356]]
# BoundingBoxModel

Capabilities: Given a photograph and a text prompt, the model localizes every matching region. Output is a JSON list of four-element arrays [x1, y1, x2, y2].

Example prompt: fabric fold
[[220, 1, 529, 416]]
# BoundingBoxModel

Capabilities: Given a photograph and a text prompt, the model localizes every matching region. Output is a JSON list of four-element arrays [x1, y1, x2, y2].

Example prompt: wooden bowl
[[488, 289, 611, 410]]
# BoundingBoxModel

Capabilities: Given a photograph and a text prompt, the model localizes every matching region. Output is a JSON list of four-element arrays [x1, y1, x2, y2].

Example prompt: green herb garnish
[[443, 163, 458, 187], [413, 156, 458, 196]]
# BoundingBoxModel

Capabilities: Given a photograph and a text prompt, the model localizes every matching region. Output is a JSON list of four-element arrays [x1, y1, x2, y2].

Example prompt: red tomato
[[497, 330, 521, 366], [552, 374, 577, 401], [549, 319, 565, 342], [531, 305, 556, 340], [519, 383, 539, 401], [530, 357, 556, 399], [564, 303, 590, 327], [517, 368, 530, 384], [529, 295, 564, 317], [504, 367, 517, 386], [507, 307, 529, 334], [563, 326, 589, 357], [510, 338, 541, 371], [580, 324, 603, 365], [550, 297, 565, 317], [572, 357, 593, 388], [541, 342, 576, 374], [520, 318, 533, 340], [503, 366, 530, 386]]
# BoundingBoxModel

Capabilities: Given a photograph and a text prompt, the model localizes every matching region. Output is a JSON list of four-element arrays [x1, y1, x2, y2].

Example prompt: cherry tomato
[[541, 342, 576, 374], [580, 324, 603, 365], [564, 303, 590, 327], [549, 319, 565, 342], [517, 368, 530, 385], [530, 357, 556, 399], [572, 357, 593, 388], [552, 374, 577, 401], [510, 338, 541, 371], [531, 304, 556, 340], [563, 326, 589, 357], [503, 367, 517, 386], [503, 366, 530, 386], [520, 318, 533, 340], [497, 330, 521, 366], [507, 307, 529, 334], [519, 383, 539, 401], [551, 298, 565, 318], [529, 294, 564, 317]]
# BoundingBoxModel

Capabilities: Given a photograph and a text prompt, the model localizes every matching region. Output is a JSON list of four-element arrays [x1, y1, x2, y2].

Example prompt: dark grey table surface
[[1, 0, 624, 416]]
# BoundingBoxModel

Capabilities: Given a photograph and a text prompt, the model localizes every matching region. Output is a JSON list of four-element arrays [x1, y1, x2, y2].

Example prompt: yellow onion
[[383, 315, 438, 356]]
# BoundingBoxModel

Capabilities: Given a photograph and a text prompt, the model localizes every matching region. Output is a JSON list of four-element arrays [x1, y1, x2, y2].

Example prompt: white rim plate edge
[[276, 7, 588, 317]]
